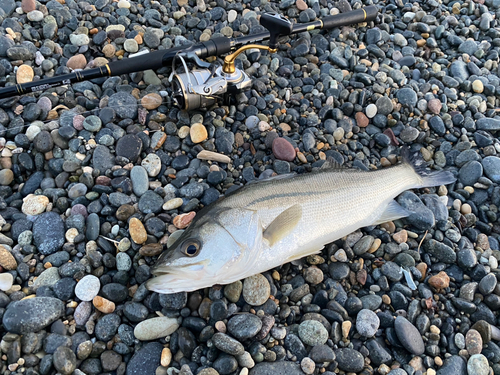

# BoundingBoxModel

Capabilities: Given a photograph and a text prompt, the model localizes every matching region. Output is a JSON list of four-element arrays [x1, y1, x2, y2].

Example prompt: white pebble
[[27, 10, 43, 22], [365, 103, 377, 118], [118, 0, 130, 8], [0, 273, 14, 291], [141, 153, 161, 177], [26, 125, 41, 141], [228, 9, 237, 23], [75, 275, 100, 302], [489, 256, 498, 270], [134, 317, 179, 341], [258, 121, 270, 132]]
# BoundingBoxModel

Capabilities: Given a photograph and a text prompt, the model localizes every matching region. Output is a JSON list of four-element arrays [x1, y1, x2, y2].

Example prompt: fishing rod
[[0, 6, 378, 110]]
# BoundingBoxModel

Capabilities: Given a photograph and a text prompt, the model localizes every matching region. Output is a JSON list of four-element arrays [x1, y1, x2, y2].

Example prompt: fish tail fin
[[401, 146, 456, 188]]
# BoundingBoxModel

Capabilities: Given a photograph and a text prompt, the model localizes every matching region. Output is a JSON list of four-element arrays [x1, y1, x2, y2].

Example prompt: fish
[[146, 148, 456, 294]]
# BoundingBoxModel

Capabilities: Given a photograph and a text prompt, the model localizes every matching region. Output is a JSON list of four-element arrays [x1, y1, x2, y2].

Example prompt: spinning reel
[[170, 12, 293, 111]]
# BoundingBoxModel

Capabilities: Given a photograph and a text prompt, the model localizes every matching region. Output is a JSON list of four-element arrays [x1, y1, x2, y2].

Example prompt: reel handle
[[260, 12, 293, 50]]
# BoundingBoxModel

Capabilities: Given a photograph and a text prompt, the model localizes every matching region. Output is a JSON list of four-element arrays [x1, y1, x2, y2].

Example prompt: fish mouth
[[146, 273, 216, 294], [146, 260, 213, 294]]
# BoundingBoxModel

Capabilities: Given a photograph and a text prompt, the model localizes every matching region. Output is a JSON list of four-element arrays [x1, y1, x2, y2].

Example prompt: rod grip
[[322, 6, 378, 30], [108, 49, 167, 76]]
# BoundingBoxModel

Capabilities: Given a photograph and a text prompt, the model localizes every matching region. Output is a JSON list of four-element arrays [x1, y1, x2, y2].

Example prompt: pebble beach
[[0, 0, 500, 374]]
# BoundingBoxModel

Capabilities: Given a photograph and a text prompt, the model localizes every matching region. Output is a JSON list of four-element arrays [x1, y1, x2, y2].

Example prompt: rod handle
[[107, 49, 168, 76], [321, 5, 378, 30]]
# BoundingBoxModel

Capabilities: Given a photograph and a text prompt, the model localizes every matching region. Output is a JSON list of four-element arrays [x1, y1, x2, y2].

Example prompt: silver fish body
[[146, 151, 455, 294]]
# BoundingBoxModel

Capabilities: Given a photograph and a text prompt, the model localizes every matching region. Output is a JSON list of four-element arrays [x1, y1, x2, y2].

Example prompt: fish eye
[[182, 239, 201, 257]]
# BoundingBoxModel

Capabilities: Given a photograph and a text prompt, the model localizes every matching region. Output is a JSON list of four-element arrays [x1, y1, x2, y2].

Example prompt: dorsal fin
[[320, 157, 345, 170]]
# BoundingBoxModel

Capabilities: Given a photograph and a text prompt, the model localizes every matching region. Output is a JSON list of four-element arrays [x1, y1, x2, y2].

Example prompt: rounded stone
[[466, 329, 483, 355], [133, 317, 179, 341], [272, 138, 296, 161], [124, 39, 139, 53], [242, 274, 270, 306], [0, 245, 17, 271], [0, 169, 13, 185], [467, 354, 490, 375], [163, 198, 183, 210], [129, 217, 147, 244], [67, 54, 87, 70], [227, 313, 262, 340], [141, 154, 161, 177], [17, 64, 34, 84], [365, 103, 377, 118], [21, 194, 49, 216], [298, 320, 329, 346], [75, 275, 101, 302], [83, 115, 102, 132], [141, 93, 162, 110], [394, 316, 425, 355], [472, 80, 484, 93], [0, 272, 14, 291], [190, 123, 208, 143], [356, 309, 380, 337], [335, 348, 364, 372], [53, 346, 77, 375], [130, 166, 149, 197]]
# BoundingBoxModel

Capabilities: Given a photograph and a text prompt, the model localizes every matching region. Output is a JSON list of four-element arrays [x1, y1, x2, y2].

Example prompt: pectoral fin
[[263, 204, 302, 246], [372, 200, 410, 225]]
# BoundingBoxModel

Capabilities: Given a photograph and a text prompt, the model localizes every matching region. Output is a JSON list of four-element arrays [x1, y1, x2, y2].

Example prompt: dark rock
[[2, 297, 64, 334], [33, 212, 65, 255], [335, 348, 364, 372]]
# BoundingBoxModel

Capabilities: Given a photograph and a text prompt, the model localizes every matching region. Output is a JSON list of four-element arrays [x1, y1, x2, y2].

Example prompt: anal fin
[[263, 204, 302, 247], [372, 200, 410, 225]]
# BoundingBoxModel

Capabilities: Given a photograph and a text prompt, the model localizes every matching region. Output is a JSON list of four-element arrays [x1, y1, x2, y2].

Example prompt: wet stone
[[309, 344, 335, 362], [423, 239, 456, 263], [95, 314, 121, 342], [227, 313, 262, 340], [397, 191, 435, 231], [32, 211, 65, 255], [284, 333, 307, 361], [250, 362, 303, 375], [116, 134, 142, 163], [479, 274, 497, 295], [243, 274, 270, 306], [467, 354, 490, 375], [53, 346, 77, 375], [466, 329, 483, 355], [108, 92, 138, 119], [356, 309, 380, 337], [335, 348, 364, 372], [394, 316, 425, 355], [212, 332, 245, 355], [126, 342, 162, 375], [366, 339, 392, 366], [2, 297, 64, 334], [298, 320, 329, 346]]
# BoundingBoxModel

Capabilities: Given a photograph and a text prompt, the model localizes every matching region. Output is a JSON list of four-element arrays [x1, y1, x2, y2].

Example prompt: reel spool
[[171, 69, 218, 111], [170, 54, 252, 111]]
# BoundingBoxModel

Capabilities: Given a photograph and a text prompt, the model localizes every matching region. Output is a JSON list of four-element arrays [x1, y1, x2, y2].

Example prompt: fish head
[[146, 206, 266, 294]]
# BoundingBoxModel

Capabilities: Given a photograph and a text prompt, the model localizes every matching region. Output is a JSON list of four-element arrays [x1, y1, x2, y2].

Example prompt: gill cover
[[146, 207, 266, 293]]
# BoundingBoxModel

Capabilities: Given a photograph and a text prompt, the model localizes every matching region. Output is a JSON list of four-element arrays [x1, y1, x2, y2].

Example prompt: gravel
[[0, 1, 499, 375]]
